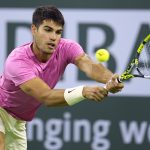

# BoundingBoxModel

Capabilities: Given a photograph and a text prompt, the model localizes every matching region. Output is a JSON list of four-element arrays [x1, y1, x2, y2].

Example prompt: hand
[[82, 86, 108, 102], [105, 74, 124, 93]]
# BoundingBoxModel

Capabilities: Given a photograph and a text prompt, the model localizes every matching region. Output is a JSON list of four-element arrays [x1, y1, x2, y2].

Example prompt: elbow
[[40, 98, 55, 107], [40, 95, 55, 107], [85, 71, 93, 79], [37, 91, 52, 106], [42, 99, 51, 107]]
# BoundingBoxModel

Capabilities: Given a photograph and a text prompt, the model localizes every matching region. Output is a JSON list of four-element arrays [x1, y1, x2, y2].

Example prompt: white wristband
[[64, 85, 85, 106]]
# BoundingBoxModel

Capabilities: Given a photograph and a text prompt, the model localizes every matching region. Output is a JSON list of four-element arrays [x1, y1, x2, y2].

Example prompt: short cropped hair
[[32, 5, 65, 28]]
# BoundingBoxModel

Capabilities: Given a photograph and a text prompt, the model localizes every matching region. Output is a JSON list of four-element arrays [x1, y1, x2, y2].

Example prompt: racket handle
[[117, 77, 122, 83], [104, 76, 122, 89]]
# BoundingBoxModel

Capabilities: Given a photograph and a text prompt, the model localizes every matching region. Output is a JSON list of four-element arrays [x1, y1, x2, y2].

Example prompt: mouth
[[47, 42, 55, 49]]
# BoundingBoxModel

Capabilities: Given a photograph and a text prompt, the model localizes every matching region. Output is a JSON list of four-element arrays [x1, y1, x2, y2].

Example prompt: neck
[[31, 43, 50, 63]]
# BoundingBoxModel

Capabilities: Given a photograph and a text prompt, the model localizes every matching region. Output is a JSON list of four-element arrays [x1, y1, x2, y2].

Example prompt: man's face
[[32, 20, 63, 56]]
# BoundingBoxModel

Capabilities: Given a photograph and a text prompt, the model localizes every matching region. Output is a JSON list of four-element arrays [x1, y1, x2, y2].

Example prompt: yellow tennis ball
[[95, 49, 110, 62]]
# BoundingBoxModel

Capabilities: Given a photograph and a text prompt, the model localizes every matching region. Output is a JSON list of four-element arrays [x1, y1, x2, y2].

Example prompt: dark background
[[1, 0, 150, 150]]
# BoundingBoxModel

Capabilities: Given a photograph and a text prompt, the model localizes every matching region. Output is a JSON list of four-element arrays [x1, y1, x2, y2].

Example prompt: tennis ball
[[95, 49, 110, 62]]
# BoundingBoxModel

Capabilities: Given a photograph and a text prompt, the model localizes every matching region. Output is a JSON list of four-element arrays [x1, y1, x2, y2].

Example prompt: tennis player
[[0, 5, 124, 150]]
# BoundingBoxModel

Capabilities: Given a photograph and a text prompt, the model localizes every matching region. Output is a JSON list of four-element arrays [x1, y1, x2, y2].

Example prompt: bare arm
[[75, 53, 124, 93], [75, 53, 113, 83], [20, 77, 68, 107], [19, 77, 108, 107]]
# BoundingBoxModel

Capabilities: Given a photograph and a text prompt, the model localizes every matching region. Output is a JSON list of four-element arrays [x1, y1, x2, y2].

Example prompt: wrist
[[64, 85, 85, 106]]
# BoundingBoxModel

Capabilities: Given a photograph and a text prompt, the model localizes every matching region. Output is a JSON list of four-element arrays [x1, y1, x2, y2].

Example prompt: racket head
[[119, 34, 150, 82], [136, 34, 150, 77]]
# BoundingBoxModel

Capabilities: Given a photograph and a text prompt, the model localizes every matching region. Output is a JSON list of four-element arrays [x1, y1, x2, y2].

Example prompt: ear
[[31, 24, 37, 34]]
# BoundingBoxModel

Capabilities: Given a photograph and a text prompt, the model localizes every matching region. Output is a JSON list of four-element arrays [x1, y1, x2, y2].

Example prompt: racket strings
[[138, 41, 150, 75]]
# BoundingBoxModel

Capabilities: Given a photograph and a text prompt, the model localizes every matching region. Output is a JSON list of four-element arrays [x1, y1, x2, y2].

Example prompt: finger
[[93, 92, 101, 101], [92, 87, 108, 100], [99, 89, 108, 95], [94, 86, 107, 94], [93, 91, 107, 102], [95, 92, 107, 100], [97, 89, 108, 98], [100, 87, 108, 94], [87, 91, 100, 101], [90, 94, 102, 102], [96, 94, 106, 102], [118, 84, 124, 88], [112, 74, 119, 81]]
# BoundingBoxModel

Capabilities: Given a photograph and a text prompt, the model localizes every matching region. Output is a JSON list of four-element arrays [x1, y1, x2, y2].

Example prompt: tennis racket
[[118, 34, 150, 82]]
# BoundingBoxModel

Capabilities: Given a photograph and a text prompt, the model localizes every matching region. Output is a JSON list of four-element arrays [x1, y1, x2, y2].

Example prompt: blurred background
[[1, 0, 150, 149]]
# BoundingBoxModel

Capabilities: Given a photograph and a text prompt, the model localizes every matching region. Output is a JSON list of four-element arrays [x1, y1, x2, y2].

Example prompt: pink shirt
[[0, 38, 84, 121]]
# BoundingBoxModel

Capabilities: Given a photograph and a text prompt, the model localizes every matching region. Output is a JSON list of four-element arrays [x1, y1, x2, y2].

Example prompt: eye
[[44, 28, 52, 32], [56, 30, 63, 35]]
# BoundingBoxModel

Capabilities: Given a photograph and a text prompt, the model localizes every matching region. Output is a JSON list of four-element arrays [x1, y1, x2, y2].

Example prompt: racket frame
[[119, 34, 150, 82]]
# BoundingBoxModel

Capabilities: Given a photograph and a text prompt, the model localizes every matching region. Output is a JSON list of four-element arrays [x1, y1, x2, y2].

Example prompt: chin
[[45, 50, 54, 55]]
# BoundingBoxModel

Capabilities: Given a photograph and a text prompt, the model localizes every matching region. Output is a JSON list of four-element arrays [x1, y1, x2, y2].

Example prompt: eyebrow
[[44, 25, 63, 31], [44, 25, 52, 28]]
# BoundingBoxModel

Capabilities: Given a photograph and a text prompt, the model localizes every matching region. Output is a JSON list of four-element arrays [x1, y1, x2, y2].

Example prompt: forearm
[[86, 63, 113, 84], [20, 78, 85, 107], [44, 86, 108, 106], [40, 89, 68, 107], [42, 86, 86, 106], [75, 54, 113, 84]]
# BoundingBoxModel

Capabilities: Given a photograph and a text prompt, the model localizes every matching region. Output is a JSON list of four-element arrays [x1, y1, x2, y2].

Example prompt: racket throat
[[136, 67, 144, 76]]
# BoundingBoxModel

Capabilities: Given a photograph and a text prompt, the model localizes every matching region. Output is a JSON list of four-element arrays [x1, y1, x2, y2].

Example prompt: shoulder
[[58, 38, 82, 49], [6, 43, 32, 62], [5, 43, 33, 71], [56, 39, 84, 64]]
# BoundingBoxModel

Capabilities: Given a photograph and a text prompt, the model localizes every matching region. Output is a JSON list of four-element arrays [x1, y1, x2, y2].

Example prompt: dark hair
[[32, 5, 65, 28]]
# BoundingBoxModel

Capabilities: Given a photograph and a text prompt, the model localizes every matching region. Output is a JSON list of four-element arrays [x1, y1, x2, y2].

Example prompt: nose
[[50, 32, 57, 41]]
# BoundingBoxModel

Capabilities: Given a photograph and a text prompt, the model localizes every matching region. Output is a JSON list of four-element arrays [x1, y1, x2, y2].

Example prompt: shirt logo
[[68, 89, 75, 93]]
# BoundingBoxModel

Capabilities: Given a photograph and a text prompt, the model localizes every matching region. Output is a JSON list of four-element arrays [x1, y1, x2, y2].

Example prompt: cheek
[[36, 33, 48, 43], [39, 33, 47, 39], [56, 35, 61, 42], [54, 38, 60, 47]]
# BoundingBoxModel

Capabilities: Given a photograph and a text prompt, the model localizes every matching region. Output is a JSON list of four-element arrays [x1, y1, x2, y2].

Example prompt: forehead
[[40, 20, 63, 30]]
